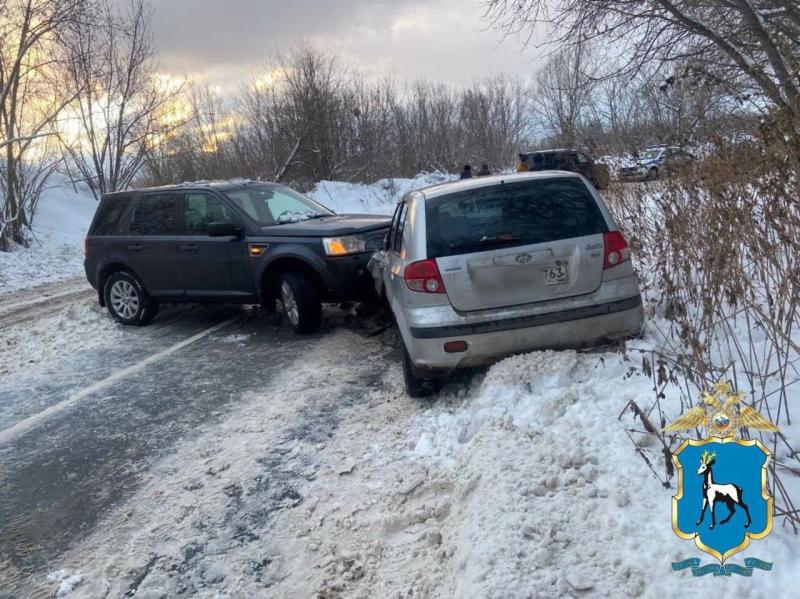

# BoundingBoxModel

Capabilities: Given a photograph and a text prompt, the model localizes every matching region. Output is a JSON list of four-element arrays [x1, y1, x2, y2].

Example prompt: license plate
[[545, 263, 569, 285]]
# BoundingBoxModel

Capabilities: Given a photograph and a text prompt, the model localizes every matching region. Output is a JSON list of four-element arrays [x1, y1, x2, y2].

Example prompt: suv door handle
[[127, 243, 143, 251], [179, 243, 199, 252]]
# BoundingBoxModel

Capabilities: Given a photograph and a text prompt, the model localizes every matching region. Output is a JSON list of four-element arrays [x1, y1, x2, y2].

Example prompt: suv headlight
[[323, 235, 366, 256]]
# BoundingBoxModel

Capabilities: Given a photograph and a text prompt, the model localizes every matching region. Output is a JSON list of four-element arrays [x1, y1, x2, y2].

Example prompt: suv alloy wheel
[[103, 270, 159, 325], [279, 272, 322, 334]]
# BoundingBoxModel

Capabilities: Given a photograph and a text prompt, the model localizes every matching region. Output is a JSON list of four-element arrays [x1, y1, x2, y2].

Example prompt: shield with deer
[[672, 437, 772, 563]]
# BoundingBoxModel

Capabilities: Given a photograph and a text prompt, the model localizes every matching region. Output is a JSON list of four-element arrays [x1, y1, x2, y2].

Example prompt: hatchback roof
[[419, 170, 583, 200]]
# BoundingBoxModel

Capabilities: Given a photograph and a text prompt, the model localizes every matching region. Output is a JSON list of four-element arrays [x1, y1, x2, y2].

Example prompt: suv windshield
[[224, 184, 334, 225], [426, 178, 608, 258], [639, 148, 663, 161]]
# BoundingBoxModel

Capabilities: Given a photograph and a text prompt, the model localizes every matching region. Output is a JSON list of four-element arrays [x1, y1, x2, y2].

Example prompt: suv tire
[[279, 272, 322, 334], [402, 343, 439, 398], [103, 270, 158, 326], [647, 167, 659, 181]]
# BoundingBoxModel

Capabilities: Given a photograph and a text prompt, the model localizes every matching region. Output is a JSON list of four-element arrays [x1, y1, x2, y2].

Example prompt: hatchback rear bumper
[[400, 276, 644, 370]]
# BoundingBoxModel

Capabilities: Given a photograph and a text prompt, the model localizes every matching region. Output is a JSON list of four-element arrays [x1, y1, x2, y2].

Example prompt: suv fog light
[[444, 341, 468, 353]]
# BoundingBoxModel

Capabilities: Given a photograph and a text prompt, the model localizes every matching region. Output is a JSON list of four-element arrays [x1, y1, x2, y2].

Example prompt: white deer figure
[[695, 449, 751, 530]]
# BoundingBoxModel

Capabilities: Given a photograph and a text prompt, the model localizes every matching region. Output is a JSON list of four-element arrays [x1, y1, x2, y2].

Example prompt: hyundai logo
[[515, 253, 532, 264]]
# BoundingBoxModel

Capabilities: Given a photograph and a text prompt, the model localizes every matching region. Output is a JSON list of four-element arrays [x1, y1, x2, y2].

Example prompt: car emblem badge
[[515, 253, 532, 264]]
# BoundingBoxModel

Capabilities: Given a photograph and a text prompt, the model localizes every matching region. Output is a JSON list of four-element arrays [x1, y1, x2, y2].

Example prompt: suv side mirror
[[208, 221, 242, 238]]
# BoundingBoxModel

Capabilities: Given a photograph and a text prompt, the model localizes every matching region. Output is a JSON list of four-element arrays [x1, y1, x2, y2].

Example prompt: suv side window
[[183, 193, 232, 235], [575, 153, 589, 164], [91, 196, 129, 235], [129, 194, 178, 235]]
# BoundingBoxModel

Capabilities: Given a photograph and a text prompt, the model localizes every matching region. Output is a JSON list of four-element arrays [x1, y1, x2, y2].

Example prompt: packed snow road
[[1, 281, 796, 598], [0, 284, 400, 597]]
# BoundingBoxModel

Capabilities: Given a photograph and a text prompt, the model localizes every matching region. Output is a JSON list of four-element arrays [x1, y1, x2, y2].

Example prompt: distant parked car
[[618, 145, 694, 181], [84, 181, 390, 333], [519, 149, 610, 190], [369, 172, 644, 396]]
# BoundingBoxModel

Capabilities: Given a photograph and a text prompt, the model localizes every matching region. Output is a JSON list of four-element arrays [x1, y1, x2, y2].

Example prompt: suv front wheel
[[103, 270, 158, 326], [279, 272, 322, 334]]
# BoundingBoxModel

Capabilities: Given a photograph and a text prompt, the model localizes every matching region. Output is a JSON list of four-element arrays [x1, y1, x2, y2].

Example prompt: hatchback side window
[[184, 193, 232, 235], [129, 194, 178, 235], [387, 202, 402, 250], [391, 203, 407, 253]]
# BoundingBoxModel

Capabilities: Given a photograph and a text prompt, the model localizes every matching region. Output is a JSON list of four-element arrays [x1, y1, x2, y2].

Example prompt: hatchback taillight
[[404, 259, 446, 294], [603, 231, 630, 269]]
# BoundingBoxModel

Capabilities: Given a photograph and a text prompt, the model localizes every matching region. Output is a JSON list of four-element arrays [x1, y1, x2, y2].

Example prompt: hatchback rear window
[[425, 178, 608, 258]]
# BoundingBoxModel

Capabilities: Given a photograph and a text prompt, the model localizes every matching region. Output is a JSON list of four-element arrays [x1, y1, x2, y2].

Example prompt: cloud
[[145, 0, 543, 88]]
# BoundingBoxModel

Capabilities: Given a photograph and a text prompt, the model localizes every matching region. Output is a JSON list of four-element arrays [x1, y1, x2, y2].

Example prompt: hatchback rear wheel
[[402, 343, 440, 398], [103, 270, 158, 326]]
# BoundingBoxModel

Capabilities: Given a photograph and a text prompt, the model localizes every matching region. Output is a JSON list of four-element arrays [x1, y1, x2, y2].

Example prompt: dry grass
[[605, 139, 800, 531]]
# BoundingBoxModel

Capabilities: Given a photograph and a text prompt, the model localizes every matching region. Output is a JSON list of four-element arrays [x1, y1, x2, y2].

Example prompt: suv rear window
[[91, 196, 128, 235], [129, 194, 178, 235], [425, 178, 608, 258]]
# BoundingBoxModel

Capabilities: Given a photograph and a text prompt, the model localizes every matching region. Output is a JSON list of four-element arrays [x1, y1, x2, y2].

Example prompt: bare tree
[[485, 1, 800, 123], [535, 43, 596, 147], [0, 0, 90, 250], [62, 0, 176, 200]]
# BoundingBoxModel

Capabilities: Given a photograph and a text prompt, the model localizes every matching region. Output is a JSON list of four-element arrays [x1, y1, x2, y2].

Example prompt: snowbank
[[0, 181, 97, 294], [309, 172, 452, 215]]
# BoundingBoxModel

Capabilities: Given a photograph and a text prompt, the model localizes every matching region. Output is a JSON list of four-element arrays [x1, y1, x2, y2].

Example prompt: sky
[[147, 0, 544, 90]]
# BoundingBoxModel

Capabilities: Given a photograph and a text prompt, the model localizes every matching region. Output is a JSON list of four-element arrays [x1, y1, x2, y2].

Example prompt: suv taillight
[[404, 259, 446, 294], [84, 237, 89, 259], [603, 231, 630, 269]]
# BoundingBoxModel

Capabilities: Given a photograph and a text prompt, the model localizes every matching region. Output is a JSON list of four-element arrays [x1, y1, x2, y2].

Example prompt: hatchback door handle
[[179, 244, 199, 252], [127, 244, 143, 251]]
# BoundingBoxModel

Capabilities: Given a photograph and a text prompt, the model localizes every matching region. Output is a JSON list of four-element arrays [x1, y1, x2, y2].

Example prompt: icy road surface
[[1, 281, 797, 598]]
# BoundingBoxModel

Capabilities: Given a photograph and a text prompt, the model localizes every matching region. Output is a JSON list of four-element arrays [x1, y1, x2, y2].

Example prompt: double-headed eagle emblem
[[663, 381, 779, 438]]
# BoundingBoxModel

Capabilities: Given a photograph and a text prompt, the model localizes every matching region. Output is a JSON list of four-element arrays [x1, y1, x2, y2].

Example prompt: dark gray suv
[[84, 181, 390, 333]]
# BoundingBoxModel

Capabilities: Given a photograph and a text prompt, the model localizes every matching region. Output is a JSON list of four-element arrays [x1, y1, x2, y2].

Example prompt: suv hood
[[260, 213, 390, 237]]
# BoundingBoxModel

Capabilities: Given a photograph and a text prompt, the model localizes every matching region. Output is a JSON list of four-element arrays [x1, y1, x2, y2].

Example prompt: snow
[[0, 180, 97, 294], [40, 325, 796, 597], [309, 173, 453, 215], [47, 569, 83, 596]]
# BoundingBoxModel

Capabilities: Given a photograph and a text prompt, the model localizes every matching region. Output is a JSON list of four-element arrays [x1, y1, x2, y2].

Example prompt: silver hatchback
[[369, 172, 644, 396]]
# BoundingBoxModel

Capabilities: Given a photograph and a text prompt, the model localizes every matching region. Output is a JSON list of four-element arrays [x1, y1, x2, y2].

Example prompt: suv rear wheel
[[279, 272, 322, 334], [103, 270, 158, 326]]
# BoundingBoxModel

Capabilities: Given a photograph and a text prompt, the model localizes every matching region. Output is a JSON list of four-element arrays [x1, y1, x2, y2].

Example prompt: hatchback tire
[[103, 270, 158, 326], [279, 272, 322, 334], [402, 343, 439, 398]]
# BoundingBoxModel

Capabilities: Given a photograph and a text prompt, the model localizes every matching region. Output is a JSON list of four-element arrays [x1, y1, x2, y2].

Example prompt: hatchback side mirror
[[208, 221, 242, 238]]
